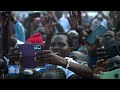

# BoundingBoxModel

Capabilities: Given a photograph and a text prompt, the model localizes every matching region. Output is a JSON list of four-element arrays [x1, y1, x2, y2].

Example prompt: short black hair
[[43, 67, 66, 79], [55, 32, 73, 47]]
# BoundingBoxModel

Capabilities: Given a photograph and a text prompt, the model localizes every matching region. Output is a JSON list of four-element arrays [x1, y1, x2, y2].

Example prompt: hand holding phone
[[18, 44, 42, 69], [97, 44, 120, 60], [85, 25, 108, 44]]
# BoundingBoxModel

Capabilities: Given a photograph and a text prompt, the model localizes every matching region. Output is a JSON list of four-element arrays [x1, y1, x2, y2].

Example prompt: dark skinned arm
[[1, 12, 11, 56], [35, 50, 93, 79], [44, 15, 55, 50]]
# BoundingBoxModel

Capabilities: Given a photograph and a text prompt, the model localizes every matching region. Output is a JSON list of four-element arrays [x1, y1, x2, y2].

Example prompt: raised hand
[[69, 11, 78, 29], [83, 29, 100, 56], [34, 50, 65, 65], [44, 14, 56, 38], [93, 59, 108, 74]]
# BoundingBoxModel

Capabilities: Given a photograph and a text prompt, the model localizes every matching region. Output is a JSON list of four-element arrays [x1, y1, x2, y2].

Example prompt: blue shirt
[[57, 15, 71, 33], [13, 22, 25, 42]]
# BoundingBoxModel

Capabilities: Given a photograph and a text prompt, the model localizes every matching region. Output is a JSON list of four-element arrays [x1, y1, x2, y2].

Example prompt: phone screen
[[85, 25, 108, 44], [18, 44, 42, 69]]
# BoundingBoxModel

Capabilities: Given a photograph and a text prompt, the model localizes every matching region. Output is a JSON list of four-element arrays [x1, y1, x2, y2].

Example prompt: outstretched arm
[[35, 50, 93, 79]]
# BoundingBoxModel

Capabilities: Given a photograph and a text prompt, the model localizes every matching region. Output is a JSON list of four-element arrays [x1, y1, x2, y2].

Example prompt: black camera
[[34, 44, 41, 50]]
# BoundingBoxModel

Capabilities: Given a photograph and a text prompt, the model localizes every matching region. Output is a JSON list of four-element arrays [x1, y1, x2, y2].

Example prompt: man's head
[[68, 30, 80, 51], [55, 11, 63, 19], [97, 14, 103, 21], [35, 27, 46, 41], [32, 17, 41, 31], [42, 67, 66, 79], [102, 30, 116, 48], [49, 32, 73, 58], [107, 56, 120, 71], [69, 51, 88, 64]]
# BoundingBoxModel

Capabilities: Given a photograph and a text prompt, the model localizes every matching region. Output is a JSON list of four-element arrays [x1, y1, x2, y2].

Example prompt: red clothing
[[25, 32, 44, 48]]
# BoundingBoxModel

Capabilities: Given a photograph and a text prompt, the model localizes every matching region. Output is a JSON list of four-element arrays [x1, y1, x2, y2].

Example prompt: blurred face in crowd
[[97, 14, 103, 21], [32, 18, 41, 31], [69, 51, 88, 63], [102, 30, 116, 48], [55, 11, 63, 19], [42, 68, 66, 79], [49, 34, 72, 58], [42, 71, 58, 79], [107, 56, 120, 71], [68, 30, 80, 51], [35, 27, 46, 41]]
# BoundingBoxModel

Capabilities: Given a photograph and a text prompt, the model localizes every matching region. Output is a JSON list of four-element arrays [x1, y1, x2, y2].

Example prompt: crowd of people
[[0, 11, 120, 79]]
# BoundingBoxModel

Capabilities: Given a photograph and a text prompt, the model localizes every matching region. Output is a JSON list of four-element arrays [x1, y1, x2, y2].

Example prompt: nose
[[105, 36, 111, 40], [53, 45, 60, 50]]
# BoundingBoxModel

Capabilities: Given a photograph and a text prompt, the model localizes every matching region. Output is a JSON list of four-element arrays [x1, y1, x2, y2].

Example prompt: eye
[[59, 42, 66, 47], [50, 43, 55, 47]]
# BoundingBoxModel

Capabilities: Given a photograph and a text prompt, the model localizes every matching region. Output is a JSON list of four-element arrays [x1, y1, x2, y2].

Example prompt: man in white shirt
[[92, 14, 108, 29], [55, 11, 71, 33]]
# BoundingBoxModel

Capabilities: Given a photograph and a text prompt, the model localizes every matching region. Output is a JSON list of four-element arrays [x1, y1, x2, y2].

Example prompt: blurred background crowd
[[0, 11, 120, 79]]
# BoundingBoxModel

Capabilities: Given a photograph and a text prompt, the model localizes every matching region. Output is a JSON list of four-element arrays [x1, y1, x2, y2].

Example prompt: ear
[[69, 47, 74, 52]]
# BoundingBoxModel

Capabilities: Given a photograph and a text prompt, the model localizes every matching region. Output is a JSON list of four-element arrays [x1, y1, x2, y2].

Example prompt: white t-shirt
[[14, 39, 24, 47], [57, 15, 71, 33], [92, 18, 108, 28]]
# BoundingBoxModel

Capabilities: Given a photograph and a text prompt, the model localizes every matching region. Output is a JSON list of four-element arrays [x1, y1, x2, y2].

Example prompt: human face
[[55, 11, 63, 19], [42, 71, 58, 79], [107, 56, 120, 71], [102, 31, 115, 48], [69, 51, 88, 63], [49, 35, 71, 58], [68, 31, 80, 51]]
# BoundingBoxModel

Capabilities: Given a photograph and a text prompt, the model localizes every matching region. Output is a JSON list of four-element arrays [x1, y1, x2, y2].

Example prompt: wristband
[[66, 58, 71, 69]]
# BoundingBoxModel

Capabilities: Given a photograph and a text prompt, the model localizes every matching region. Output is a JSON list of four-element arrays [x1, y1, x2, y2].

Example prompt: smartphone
[[85, 24, 108, 44], [17, 44, 42, 69], [96, 68, 120, 79]]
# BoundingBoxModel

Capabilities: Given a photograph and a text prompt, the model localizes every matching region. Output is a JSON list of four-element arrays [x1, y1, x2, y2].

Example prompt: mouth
[[105, 42, 111, 46]]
